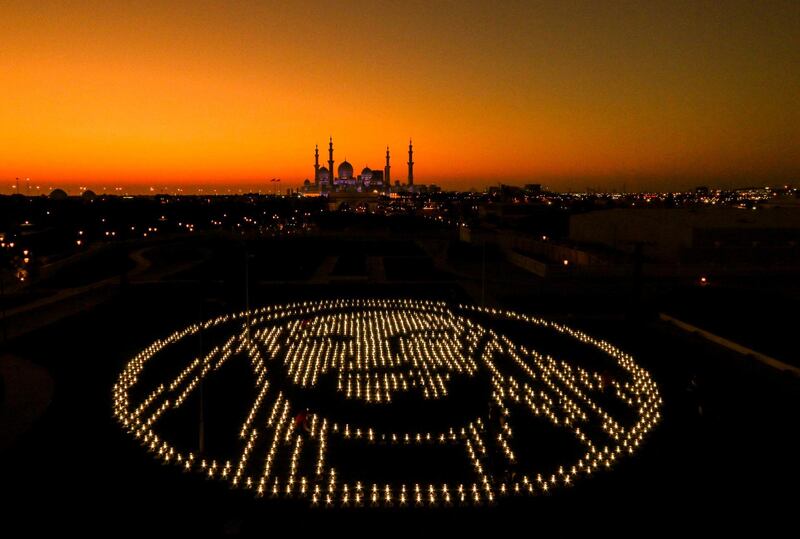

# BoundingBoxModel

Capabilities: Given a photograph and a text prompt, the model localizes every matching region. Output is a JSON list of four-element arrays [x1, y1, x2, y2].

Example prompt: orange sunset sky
[[1, 1, 798, 194]]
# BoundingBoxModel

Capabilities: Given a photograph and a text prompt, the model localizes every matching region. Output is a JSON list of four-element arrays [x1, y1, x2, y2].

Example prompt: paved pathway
[[309, 256, 338, 284], [660, 312, 800, 377]]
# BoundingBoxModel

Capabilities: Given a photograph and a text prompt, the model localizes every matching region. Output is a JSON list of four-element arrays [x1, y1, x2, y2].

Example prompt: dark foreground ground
[[1, 229, 798, 535]]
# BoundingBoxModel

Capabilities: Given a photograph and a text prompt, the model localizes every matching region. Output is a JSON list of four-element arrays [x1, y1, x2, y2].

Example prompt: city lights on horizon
[[3, 180, 796, 198]]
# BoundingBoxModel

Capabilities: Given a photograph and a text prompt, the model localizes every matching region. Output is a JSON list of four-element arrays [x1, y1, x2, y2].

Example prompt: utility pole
[[631, 241, 644, 319], [198, 296, 205, 455], [481, 239, 486, 307], [1, 272, 6, 344], [0, 245, 8, 343], [244, 242, 250, 340]]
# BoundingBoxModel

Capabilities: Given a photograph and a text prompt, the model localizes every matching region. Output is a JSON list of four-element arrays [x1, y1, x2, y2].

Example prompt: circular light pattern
[[113, 299, 662, 507]]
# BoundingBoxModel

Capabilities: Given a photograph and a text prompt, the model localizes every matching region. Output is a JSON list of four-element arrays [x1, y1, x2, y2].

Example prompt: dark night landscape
[[1, 1, 798, 535]]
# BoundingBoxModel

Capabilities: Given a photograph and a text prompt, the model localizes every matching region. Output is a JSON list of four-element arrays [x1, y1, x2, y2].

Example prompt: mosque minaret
[[385, 146, 391, 185], [313, 144, 320, 184], [327, 137, 335, 188], [407, 138, 414, 186]]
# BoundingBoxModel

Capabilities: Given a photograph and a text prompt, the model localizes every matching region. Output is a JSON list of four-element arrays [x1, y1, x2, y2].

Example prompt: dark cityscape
[[1, 1, 798, 536]]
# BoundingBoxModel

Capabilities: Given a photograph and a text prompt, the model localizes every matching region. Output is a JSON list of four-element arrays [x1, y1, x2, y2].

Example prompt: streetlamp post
[[198, 295, 205, 455], [241, 238, 255, 341], [1, 272, 5, 344], [481, 238, 486, 307], [0, 245, 8, 344], [245, 243, 250, 339]]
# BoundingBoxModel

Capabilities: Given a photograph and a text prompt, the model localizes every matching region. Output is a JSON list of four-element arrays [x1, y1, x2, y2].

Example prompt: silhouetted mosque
[[302, 138, 417, 194]]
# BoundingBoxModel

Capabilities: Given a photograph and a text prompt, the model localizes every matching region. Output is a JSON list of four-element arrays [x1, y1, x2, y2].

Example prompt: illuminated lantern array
[[113, 298, 662, 507]]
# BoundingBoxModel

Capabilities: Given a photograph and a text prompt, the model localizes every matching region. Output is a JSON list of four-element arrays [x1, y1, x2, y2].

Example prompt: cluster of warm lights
[[274, 308, 475, 403], [113, 298, 662, 508]]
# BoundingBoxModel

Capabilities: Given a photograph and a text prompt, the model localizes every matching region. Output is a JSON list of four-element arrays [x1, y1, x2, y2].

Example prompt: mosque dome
[[338, 161, 353, 180], [361, 167, 372, 175], [49, 188, 68, 200]]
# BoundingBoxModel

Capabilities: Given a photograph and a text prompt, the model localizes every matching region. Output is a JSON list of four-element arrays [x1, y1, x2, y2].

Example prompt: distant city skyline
[[1, 1, 798, 193], [3, 176, 794, 197]]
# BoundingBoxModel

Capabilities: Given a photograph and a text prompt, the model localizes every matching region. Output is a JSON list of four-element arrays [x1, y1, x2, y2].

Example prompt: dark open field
[[1, 226, 798, 535]]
